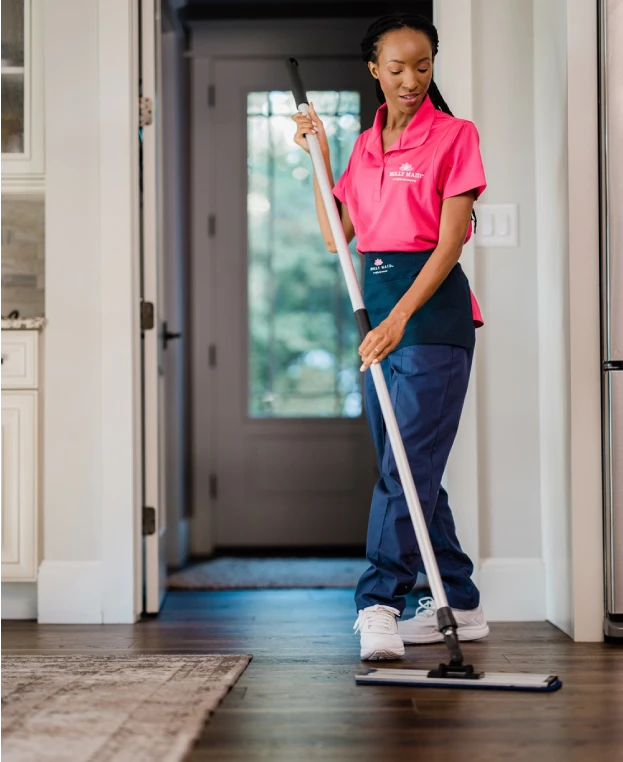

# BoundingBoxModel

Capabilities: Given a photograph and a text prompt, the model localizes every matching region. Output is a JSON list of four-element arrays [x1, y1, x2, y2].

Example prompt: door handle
[[162, 321, 182, 350]]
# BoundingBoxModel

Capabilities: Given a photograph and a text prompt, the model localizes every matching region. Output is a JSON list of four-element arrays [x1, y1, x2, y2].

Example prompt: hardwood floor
[[3, 589, 623, 761]]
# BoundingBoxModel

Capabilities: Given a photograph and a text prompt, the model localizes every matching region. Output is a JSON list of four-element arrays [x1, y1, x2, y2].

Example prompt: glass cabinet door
[[1, 0, 26, 155]]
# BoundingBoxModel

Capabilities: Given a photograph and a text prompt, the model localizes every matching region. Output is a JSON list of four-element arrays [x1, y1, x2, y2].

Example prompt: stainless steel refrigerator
[[599, 0, 623, 640]]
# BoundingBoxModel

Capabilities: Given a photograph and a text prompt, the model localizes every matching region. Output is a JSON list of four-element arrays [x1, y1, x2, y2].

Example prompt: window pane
[[247, 92, 268, 116], [247, 90, 362, 418]]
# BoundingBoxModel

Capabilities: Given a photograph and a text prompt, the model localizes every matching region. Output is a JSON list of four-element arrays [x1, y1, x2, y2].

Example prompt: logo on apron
[[370, 258, 395, 275]]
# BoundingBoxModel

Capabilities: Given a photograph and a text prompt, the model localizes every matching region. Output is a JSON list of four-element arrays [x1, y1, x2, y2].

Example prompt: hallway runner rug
[[1, 654, 251, 762], [167, 557, 371, 590]]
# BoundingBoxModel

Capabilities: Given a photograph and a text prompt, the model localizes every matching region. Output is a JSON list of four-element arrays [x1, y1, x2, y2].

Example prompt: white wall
[[436, 0, 545, 620], [38, 0, 103, 623], [472, 0, 542, 562], [37, 0, 141, 624], [437, 0, 603, 636]]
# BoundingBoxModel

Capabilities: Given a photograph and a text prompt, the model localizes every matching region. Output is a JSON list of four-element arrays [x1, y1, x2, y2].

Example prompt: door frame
[[141, 0, 168, 614], [189, 19, 381, 555]]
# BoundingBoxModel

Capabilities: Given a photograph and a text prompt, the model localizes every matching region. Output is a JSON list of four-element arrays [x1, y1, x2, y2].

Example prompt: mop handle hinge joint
[[428, 662, 485, 680], [436, 605, 458, 632], [436, 606, 470, 668]]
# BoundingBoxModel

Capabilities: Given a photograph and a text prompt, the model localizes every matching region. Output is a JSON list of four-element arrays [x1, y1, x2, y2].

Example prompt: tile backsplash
[[1, 196, 45, 317]]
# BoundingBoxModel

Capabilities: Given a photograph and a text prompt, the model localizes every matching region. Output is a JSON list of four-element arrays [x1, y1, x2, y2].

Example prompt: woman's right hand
[[291, 102, 329, 157]]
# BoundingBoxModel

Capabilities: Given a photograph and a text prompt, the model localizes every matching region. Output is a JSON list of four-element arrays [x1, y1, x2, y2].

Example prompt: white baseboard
[[37, 561, 102, 624], [1, 582, 38, 620], [478, 557, 546, 621]]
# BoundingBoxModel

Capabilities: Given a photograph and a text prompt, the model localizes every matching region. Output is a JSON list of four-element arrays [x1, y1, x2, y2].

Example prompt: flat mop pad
[[356, 668, 562, 692]]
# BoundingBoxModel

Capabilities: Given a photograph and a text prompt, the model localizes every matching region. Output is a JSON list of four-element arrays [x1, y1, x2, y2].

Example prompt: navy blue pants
[[355, 344, 480, 615]]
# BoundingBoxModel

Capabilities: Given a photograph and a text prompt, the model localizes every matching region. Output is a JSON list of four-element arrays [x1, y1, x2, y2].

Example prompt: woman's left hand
[[358, 312, 408, 371]]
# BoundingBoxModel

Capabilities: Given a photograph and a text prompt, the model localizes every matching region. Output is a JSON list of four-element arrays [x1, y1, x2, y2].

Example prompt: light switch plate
[[474, 203, 519, 248]]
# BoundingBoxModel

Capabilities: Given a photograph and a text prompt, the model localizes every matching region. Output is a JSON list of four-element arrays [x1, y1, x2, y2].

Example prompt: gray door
[[210, 57, 377, 546]]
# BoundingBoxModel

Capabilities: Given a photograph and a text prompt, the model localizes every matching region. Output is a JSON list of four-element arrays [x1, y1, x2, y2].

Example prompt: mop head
[[356, 668, 562, 692]]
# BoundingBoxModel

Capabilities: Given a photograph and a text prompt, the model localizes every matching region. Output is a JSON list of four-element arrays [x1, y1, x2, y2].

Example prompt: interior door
[[140, 0, 167, 611], [210, 57, 378, 546]]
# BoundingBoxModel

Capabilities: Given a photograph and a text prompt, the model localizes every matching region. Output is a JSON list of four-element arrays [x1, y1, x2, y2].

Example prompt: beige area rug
[[167, 557, 370, 590], [1, 654, 251, 762]]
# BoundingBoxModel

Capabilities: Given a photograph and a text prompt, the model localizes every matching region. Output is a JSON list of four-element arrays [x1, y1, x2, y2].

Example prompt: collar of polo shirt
[[365, 94, 436, 163]]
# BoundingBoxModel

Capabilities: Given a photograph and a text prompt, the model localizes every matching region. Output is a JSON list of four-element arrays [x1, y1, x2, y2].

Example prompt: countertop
[[1, 317, 46, 330]]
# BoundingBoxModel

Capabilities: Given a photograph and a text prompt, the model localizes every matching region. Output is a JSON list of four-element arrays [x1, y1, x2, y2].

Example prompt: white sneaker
[[354, 605, 405, 661], [397, 596, 490, 645]]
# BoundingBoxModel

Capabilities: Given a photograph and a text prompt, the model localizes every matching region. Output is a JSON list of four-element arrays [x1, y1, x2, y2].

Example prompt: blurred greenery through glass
[[248, 90, 362, 418]]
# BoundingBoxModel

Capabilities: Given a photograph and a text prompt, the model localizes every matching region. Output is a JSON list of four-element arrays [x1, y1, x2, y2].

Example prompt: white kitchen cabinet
[[1, 0, 45, 194], [1, 328, 42, 581]]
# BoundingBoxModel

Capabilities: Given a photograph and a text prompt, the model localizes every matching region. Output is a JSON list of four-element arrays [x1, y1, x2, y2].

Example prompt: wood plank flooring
[[3, 589, 623, 761]]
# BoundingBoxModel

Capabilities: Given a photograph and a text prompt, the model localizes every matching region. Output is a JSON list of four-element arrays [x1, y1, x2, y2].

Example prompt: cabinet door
[[1, 0, 45, 191], [1, 330, 39, 389], [1, 391, 37, 580]]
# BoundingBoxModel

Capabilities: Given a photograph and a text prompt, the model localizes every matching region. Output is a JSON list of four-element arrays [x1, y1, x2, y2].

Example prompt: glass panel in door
[[247, 90, 362, 418]]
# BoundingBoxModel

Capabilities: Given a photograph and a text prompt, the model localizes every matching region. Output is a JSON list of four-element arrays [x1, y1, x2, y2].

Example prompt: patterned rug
[[1, 654, 251, 762], [167, 557, 371, 590]]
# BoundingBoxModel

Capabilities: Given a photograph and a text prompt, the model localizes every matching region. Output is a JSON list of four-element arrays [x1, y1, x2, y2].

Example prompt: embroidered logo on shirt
[[374, 258, 383, 266], [389, 163, 424, 183]]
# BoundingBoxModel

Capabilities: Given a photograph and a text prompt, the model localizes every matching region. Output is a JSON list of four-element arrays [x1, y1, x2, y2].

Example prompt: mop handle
[[286, 58, 451, 616]]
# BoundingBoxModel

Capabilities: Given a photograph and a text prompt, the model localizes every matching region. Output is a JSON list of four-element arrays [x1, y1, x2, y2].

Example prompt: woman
[[293, 13, 489, 661]]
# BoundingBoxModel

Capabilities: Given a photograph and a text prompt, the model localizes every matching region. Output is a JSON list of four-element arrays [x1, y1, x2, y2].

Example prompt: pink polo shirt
[[333, 95, 486, 326]]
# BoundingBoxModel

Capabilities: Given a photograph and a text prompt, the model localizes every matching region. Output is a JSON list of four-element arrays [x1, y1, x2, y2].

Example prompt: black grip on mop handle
[[287, 57, 309, 108], [354, 309, 373, 340]]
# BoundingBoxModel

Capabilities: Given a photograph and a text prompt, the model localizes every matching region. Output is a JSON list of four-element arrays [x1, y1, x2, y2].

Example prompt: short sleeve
[[333, 162, 349, 204], [437, 122, 487, 201], [332, 133, 363, 205]]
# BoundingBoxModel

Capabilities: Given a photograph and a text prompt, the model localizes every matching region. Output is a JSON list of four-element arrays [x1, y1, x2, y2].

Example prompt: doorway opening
[[159, 5, 435, 603]]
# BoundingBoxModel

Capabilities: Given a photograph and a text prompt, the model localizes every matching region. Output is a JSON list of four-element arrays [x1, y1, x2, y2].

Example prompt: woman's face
[[368, 27, 434, 116]]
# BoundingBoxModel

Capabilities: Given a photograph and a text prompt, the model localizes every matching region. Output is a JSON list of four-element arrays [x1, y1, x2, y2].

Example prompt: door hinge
[[139, 96, 153, 127], [141, 301, 155, 331], [208, 84, 215, 107], [209, 474, 218, 500], [208, 214, 216, 237], [208, 344, 217, 368], [142, 506, 156, 535]]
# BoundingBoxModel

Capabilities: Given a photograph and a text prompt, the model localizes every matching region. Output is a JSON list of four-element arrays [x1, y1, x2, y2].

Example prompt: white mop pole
[[287, 60, 452, 621]]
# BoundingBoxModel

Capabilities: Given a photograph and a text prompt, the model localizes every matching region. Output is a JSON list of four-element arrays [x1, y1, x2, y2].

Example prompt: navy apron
[[363, 251, 475, 351]]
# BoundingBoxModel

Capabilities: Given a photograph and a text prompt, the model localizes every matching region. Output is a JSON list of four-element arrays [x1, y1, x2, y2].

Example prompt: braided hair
[[361, 13, 478, 229]]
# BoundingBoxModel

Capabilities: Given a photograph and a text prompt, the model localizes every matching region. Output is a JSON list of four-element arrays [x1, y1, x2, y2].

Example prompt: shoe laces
[[414, 596, 437, 619], [353, 605, 400, 634]]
